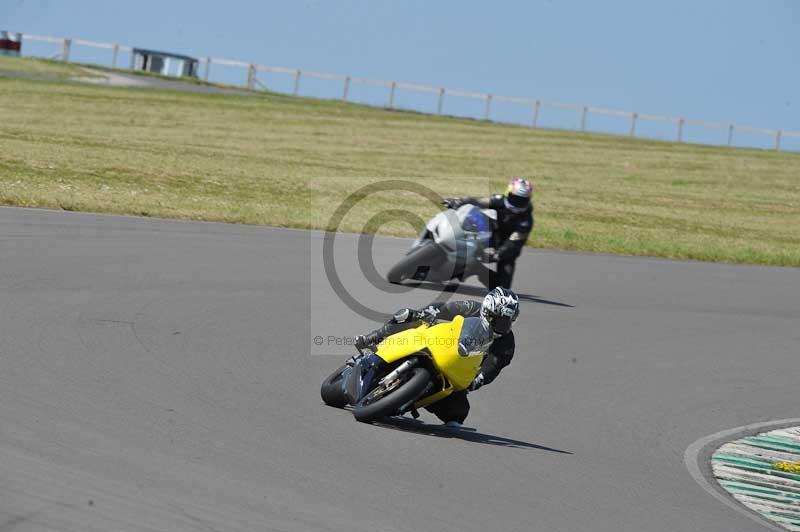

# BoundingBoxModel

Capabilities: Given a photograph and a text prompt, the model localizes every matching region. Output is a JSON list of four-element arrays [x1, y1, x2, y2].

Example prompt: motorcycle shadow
[[370, 416, 573, 454], [402, 282, 574, 308]]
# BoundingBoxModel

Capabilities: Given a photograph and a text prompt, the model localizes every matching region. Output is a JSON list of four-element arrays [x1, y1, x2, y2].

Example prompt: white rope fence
[[18, 32, 800, 152]]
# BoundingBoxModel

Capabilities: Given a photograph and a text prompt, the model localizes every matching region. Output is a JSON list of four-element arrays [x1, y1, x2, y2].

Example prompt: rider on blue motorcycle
[[443, 178, 533, 289]]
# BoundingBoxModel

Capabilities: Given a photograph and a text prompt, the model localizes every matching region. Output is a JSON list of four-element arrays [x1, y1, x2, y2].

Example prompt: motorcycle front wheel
[[352, 367, 431, 423], [386, 241, 446, 284], [320, 365, 349, 408]]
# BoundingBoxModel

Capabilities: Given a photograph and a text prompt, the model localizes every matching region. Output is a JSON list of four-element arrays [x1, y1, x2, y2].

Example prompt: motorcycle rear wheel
[[320, 365, 349, 408], [353, 367, 431, 422]]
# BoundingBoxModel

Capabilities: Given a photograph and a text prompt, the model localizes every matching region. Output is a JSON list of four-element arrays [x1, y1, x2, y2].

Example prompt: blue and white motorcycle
[[386, 204, 496, 285]]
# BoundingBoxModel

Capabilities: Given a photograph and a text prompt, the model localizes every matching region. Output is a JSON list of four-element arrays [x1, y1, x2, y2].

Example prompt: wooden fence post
[[531, 100, 540, 128], [437, 88, 445, 115], [204, 58, 211, 81], [629, 113, 638, 136], [776, 130, 782, 151], [293, 70, 301, 96], [247, 64, 256, 90], [727, 125, 734, 147], [387, 81, 396, 109], [677, 118, 685, 143], [342, 76, 350, 101], [112, 44, 119, 68], [61, 38, 71, 62], [483, 94, 492, 120], [580, 106, 587, 131]]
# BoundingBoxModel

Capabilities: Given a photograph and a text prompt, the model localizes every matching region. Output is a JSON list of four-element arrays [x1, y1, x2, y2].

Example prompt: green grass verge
[[89, 63, 246, 90], [1, 56, 798, 266], [0, 55, 100, 79]]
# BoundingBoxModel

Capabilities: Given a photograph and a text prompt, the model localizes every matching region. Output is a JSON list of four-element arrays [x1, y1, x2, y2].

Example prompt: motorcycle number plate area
[[412, 265, 431, 280]]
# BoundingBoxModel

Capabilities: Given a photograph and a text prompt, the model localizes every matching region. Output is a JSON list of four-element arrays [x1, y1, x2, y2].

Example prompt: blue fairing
[[462, 209, 492, 234]]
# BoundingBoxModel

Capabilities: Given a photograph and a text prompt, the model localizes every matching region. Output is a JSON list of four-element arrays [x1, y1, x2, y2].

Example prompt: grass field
[[0, 55, 98, 79], [1, 56, 798, 266]]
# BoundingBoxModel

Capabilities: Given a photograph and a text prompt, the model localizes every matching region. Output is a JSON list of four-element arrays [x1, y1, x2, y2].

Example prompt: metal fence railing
[[13, 32, 800, 153]]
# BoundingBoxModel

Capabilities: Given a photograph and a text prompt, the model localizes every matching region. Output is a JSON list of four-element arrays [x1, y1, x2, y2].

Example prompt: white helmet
[[504, 177, 533, 214], [481, 287, 520, 335]]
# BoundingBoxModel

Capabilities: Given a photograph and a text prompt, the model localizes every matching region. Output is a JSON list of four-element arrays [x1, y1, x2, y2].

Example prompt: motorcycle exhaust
[[345, 357, 418, 406], [378, 359, 416, 387]]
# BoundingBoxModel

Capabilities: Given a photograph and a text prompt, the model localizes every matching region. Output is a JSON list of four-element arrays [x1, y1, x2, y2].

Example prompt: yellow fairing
[[375, 315, 484, 406]]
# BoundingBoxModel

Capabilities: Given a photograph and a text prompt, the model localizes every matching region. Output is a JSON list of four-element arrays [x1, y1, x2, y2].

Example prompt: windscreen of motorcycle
[[457, 316, 494, 358], [457, 206, 494, 246]]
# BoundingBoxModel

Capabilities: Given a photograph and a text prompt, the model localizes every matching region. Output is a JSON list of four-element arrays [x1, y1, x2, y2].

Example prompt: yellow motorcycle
[[320, 315, 490, 422]]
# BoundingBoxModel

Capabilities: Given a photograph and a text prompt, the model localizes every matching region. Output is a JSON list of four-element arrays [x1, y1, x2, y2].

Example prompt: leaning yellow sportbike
[[320, 315, 489, 422]]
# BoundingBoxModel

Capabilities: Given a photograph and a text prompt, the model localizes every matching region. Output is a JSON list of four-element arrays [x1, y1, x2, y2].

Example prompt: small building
[[131, 48, 198, 78], [0, 31, 22, 56]]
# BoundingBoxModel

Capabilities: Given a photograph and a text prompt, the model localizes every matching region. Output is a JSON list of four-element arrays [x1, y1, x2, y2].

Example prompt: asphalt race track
[[1, 207, 797, 532]]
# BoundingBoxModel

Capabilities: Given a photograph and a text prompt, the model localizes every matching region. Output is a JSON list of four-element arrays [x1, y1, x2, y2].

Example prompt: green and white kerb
[[712, 426, 800, 531]]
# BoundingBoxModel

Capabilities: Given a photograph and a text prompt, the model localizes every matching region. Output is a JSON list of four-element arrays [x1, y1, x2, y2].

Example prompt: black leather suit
[[455, 194, 533, 289]]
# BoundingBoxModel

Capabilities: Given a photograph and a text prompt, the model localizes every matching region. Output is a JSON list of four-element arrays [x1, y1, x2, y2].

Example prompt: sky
[[3, 0, 799, 148]]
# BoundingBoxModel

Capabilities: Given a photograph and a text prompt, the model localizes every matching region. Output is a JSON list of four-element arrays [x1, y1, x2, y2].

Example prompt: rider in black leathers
[[443, 178, 533, 289], [354, 288, 519, 425]]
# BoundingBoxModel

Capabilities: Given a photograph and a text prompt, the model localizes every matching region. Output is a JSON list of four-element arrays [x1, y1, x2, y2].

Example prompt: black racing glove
[[479, 247, 498, 263], [442, 197, 464, 209], [354, 333, 379, 351], [468, 372, 485, 392], [414, 305, 441, 324]]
